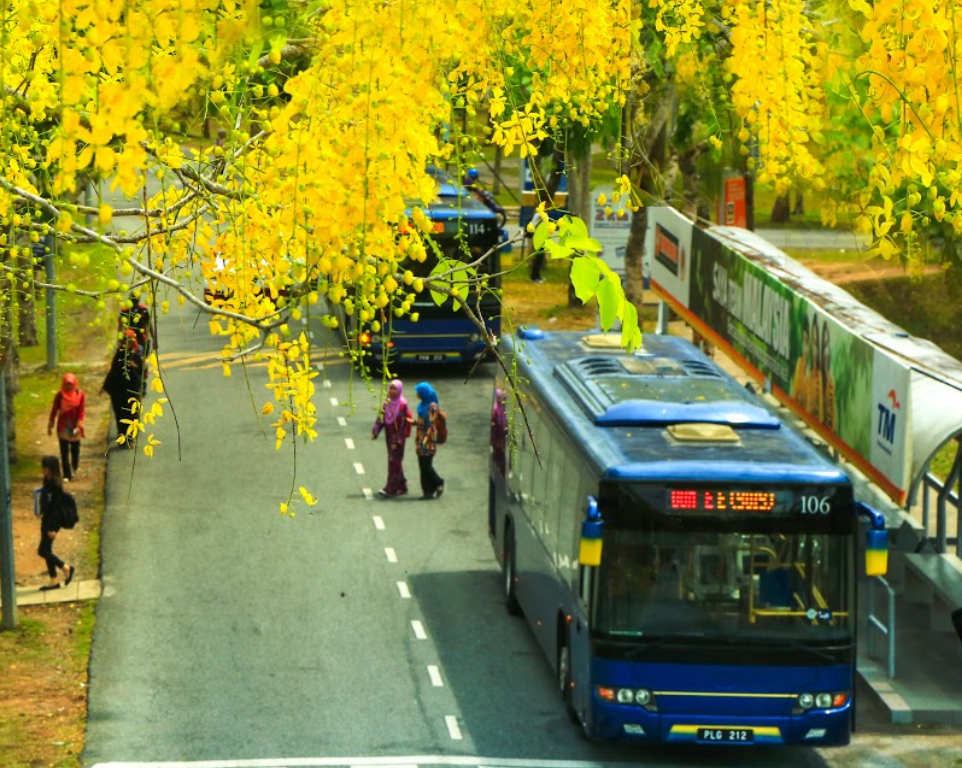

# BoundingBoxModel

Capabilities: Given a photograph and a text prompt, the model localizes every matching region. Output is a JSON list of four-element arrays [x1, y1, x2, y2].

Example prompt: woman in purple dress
[[372, 379, 414, 497]]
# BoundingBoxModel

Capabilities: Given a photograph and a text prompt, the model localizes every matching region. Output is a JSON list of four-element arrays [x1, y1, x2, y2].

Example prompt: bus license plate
[[415, 354, 446, 362], [696, 727, 754, 743]]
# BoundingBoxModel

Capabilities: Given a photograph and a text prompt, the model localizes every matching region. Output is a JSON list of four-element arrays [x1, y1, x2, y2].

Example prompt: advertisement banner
[[589, 186, 631, 276], [646, 207, 694, 310], [646, 208, 913, 502]]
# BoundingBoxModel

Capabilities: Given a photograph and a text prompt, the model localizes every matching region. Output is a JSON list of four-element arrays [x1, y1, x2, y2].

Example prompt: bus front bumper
[[589, 699, 852, 747]]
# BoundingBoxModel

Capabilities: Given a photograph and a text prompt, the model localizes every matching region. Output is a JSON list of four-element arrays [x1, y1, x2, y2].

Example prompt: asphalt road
[[83, 300, 892, 768]]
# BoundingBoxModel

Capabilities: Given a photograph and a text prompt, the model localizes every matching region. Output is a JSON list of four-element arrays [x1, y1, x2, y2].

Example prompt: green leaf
[[597, 276, 623, 331], [565, 235, 603, 253], [569, 257, 602, 303], [533, 220, 551, 251], [565, 216, 589, 240], [621, 301, 642, 352], [430, 288, 446, 307], [544, 238, 573, 260]]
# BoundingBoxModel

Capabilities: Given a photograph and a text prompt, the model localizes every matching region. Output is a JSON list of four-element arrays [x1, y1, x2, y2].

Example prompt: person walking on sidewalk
[[37, 455, 75, 591], [372, 378, 414, 498], [413, 382, 444, 499], [47, 373, 85, 482], [102, 329, 145, 447]]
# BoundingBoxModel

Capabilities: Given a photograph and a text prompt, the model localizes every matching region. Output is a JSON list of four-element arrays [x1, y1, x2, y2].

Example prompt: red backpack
[[432, 407, 448, 444]]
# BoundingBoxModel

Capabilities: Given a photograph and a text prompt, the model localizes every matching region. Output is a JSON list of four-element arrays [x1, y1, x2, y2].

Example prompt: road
[[82, 300, 951, 768]]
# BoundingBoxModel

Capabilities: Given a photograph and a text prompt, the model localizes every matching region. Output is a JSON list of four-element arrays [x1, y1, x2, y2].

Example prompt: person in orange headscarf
[[47, 373, 86, 482]]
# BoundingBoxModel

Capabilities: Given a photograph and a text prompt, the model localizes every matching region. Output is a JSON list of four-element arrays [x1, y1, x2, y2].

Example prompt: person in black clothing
[[102, 330, 145, 447], [38, 455, 74, 591], [462, 168, 507, 227], [118, 291, 154, 357]]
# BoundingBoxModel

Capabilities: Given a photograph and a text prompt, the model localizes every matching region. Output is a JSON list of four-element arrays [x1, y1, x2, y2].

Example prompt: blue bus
[[488, 328, 887, 747], [344, 168, 505, 367]]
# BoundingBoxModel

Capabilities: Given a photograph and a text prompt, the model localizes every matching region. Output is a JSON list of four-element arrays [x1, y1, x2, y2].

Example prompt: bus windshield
[[594, 526, 854, 643]]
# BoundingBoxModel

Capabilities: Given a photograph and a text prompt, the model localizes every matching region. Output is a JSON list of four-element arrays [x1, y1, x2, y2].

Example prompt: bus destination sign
[[666, 488, 838, 516]]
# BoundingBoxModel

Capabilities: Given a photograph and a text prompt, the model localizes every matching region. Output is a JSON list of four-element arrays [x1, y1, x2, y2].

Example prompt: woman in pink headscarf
[[371, 379, 414, 497]]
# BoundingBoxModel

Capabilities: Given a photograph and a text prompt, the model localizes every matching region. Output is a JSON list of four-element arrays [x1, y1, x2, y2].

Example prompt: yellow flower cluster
[[726, 0, 827, 197]]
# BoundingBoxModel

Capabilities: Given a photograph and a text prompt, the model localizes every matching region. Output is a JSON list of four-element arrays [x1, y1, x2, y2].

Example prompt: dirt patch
[[3, 304, 115, 768]]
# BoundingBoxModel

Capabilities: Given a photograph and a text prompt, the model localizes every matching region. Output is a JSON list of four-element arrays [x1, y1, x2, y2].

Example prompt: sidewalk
[[0, 578, 102, 607]]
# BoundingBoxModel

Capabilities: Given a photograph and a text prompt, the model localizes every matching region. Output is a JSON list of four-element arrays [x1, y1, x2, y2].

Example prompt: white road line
[[373, 515, 385, 529], [323, 379, 332, 388], [411, 620, 427, 639], [396, 581, 411, 599], [329, 397, 339, 407], [385, 547, 398, 563], [428, 665, 443, 687], [89, 755, 621, 767], [445, 715, 463, 740], [337, 416, 348, 427], [353, 462, 365, 475], [345, 438, 356, 450], [363, 488, 374, 501]]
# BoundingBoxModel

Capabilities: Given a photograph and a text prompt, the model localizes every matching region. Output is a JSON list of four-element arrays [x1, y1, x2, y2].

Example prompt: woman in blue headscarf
[[414, 382, 444, 499]]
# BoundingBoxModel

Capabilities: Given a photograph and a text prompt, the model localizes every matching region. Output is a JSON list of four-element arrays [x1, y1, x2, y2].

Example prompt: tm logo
[[877, 388, 901, 444]]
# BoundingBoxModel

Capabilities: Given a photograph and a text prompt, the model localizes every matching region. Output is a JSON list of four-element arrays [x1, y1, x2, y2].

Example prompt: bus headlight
[[798, 693, 815, 710], [634, 689, 653, 706], [616, 688, 635, 704], [599, 686, 656, 710], [815, 693, 833, 709]]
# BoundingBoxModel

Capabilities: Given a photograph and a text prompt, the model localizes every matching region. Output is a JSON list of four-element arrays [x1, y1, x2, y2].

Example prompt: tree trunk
[[770, 193, 791, 223], [624, 205, 648, 310], [566, 147, 592, 308], [17, 252, 38, 347], [492, 145, 502, 196], [793, 192, 804, 216]]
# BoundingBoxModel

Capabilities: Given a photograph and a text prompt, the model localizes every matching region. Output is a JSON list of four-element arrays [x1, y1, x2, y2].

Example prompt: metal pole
[[44, 235, 57, 371], [0, 370, 17, 629], [656, 300, 669, 334]]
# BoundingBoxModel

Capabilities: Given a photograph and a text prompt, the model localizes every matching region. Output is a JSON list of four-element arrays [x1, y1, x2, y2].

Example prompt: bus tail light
[[359, 331, 372, 346]]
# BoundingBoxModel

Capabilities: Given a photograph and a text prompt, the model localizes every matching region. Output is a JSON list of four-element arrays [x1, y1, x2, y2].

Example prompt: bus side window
[[545, 446, 566, 553]]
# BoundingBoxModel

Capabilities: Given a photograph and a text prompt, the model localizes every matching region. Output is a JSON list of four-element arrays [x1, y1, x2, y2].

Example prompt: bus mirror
[[855, 501, 888, 577], [579, 497, 603, 566]]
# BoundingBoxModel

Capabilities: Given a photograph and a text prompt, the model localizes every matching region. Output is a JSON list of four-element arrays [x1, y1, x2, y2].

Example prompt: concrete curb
[[1, 579, 102, 607]]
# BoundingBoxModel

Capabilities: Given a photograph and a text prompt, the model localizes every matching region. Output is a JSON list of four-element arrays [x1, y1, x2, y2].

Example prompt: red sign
[[719, 174, 747, 227]]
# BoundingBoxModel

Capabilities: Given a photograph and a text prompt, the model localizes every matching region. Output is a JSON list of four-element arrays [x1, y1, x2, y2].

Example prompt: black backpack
[[60, 491, 79, 530]]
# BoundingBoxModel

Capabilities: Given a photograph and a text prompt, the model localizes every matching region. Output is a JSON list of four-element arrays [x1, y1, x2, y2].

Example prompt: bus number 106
[[800, 495, 831, 514]]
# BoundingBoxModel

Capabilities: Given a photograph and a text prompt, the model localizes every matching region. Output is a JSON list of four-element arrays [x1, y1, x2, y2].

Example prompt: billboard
[[646, 207, 913, 503]]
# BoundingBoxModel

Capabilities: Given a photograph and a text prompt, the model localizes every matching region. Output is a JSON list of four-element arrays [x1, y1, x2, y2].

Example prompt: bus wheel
[[557, 637, 578, 724], [503, 528, 521, 616]]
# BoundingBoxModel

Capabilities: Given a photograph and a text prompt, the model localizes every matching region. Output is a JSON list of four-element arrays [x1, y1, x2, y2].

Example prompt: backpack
[[433, 408, 448, 444], [60, 491, 79, 530]]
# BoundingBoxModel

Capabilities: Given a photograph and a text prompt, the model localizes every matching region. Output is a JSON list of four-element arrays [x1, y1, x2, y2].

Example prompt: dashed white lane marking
[[445, 715, 463, 740], [363, 488, 374, 501], [329, 397, 339, 407], [337, 416, 348, 427], [353, 462, 365, 475], [428, 665, 443, 687], [345, 438, 356, 450], [385, 547, 398, 563], [373, 515, 385, 529], [323, 379, 332, 389], [397, 581, 411, 599], [411, 620, 427, 639]]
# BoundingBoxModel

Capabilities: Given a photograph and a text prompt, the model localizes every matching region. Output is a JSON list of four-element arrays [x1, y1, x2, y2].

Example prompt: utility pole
[[44, 235, 57, 371], [0, 370, 17, 629]]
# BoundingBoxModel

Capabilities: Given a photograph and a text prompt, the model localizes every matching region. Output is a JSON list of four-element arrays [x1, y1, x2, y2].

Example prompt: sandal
[[64, 565, 75, 586], [40, 584, 61, 591]]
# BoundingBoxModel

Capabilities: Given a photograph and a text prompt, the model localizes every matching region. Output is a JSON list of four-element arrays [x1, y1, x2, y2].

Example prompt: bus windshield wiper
[[614, 633, 709, 658]]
